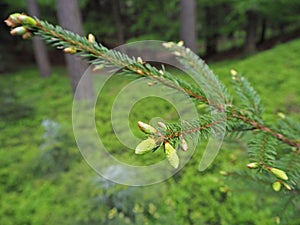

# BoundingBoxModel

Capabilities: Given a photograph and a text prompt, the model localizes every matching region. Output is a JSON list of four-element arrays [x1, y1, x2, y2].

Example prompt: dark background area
[[2, 0, 300, 72]]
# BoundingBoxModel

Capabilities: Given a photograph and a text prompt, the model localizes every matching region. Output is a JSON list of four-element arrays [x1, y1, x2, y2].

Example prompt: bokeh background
[[1, 0, 300, 224]]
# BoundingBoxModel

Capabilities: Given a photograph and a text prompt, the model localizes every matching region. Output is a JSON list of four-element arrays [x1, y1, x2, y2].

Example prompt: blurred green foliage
[[1, 39, 300, 224], [212, 39, 300, 121], [2, 0, 300, 61]]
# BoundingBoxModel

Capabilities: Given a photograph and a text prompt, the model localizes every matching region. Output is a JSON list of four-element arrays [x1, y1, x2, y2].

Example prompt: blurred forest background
[[2, 0, 300, 72], [1, 0, 300, 224]]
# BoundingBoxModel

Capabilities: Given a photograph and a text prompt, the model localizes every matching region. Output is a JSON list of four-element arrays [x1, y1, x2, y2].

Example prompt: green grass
[[1, 39, 300, 225], [212, 39, 300, 121]]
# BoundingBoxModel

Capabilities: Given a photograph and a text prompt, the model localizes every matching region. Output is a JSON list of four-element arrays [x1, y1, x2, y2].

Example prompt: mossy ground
[[1, 39, 299, 225]]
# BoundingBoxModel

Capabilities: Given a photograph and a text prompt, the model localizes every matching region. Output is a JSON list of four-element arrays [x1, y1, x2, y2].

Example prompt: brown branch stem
[[34, 19, 299, 151]]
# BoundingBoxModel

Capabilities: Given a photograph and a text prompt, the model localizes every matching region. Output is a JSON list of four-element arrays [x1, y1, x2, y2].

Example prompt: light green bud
[[165, 142, 179, 169], [269, 167, 288, 181], [10, 13, 22, 20], [6, 13, 22, 27], [277, 112, 286, 119], [137, 57, 143, 64], [282, 182, 292, 191], [230, 69, 238, 76], [272, 181, 281, 192], [64, 46, 77, 54], [137, 121, 157, 134], [135, 138, 156, 154], [177, 40, 184, 46], [17, 14, 37, 26], [10, 26, 27, 36], [88, 33, 95, 43], [179, 134, 188, 151], [157, 121, 167, 130], [219, 171, 228, 176], [162, 42, 174, 48], [247, 162, 259, 169]]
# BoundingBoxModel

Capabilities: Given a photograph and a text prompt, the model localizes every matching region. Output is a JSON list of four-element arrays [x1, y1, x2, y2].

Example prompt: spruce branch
[[248, 132, 277, 168], [5, 14, 209, 106], [5, 14, 300, 219], [5, 13, 300, 173], [163, 40, 300, 150], [231, 69, 264, 116]]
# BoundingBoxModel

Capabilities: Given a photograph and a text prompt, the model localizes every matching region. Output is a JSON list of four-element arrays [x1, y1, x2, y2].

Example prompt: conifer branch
[[231, 111, 300, 148], [5, 13, 300, 223], [5, 13, 300, 174]]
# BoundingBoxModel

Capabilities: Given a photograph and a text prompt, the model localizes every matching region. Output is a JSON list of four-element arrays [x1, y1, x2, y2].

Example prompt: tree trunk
[[26, 0, 51, 77], [204, 6, 219, 57], [244, 8, 259, 54], [112, 0, 124, 45], [258, 18, 267, 44], [56, 0, 94, 100], [180, 0, 197, 52]]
